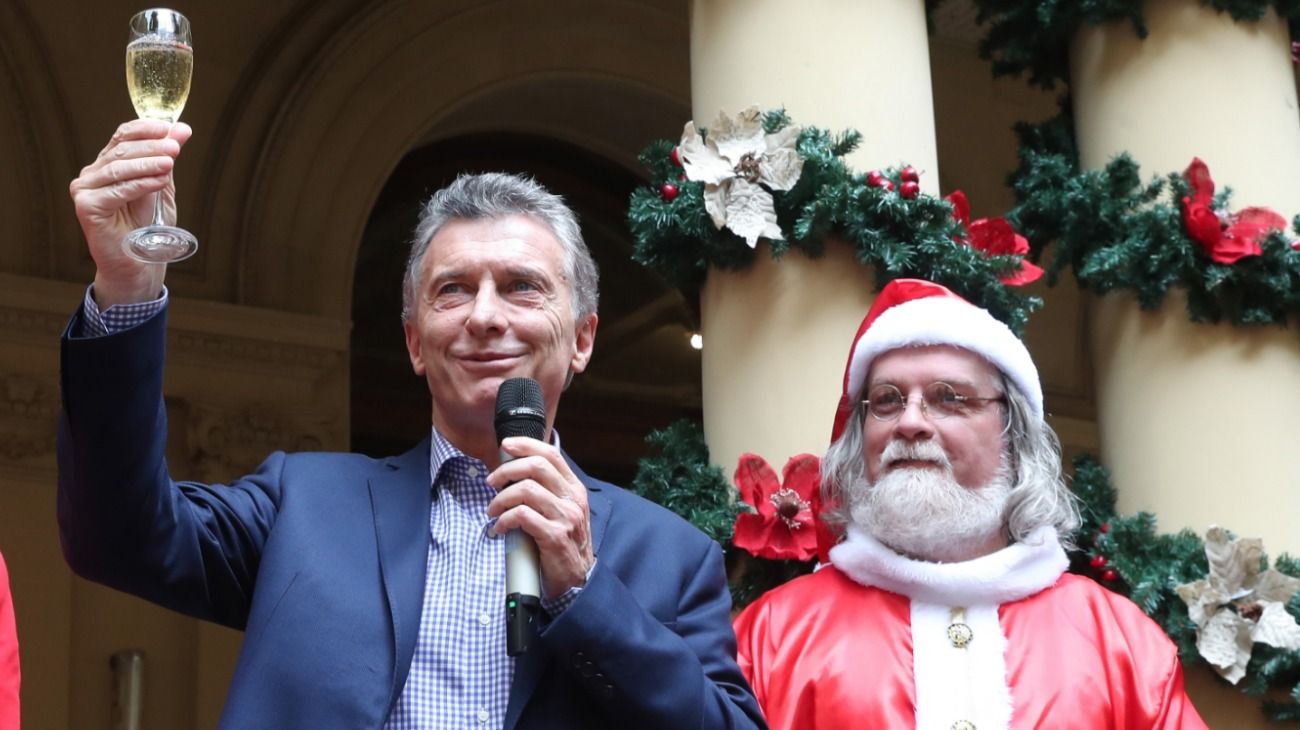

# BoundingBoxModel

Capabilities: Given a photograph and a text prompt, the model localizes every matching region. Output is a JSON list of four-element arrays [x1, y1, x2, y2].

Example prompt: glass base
[[123, 225, 198, 264]]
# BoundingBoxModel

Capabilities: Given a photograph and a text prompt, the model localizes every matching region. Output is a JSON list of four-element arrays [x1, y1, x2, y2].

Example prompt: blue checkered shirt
[[82, 286, 585, 728], [80, 285, 169, 335]]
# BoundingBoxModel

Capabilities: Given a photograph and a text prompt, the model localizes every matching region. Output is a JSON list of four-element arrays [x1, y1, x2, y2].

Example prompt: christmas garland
[[1069, 455, 1300, 723], [627, 421, 814, 608], [627, 108, 1042, 335], [950, 0, 1300, 90], [1007, 111, 1300, 325], [628, 424, 1300, 722]]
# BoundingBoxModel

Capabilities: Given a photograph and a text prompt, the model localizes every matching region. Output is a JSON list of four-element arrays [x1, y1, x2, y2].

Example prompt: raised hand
[[68, 120, 190, 306]]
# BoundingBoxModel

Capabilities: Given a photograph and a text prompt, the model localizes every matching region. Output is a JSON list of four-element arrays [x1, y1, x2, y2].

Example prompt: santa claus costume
[[733, 280, 1207, 730]]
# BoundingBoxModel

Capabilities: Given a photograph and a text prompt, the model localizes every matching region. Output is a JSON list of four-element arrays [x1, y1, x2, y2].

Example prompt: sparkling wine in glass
[[122, 8, 198, 263]]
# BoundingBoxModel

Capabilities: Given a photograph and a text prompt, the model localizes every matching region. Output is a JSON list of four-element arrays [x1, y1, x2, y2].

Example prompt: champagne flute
[[122, 8, 198, 263]]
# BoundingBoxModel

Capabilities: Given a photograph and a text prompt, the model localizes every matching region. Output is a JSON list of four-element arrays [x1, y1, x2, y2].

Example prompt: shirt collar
[[426, 426, 561, 484]]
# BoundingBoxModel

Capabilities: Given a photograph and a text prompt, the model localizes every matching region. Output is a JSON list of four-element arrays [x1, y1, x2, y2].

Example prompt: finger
[[493, 503, 589, 556], [97, 120, 175, 157], [73, 175, 172, 222], [494, 439, 582, 488], [74, 156, 175, 194], [94, 137, 183, 166], [488, 480, 583, 522]]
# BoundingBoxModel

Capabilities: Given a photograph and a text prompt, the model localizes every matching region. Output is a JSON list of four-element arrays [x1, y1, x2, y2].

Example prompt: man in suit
[[59, 119, 764, 729]]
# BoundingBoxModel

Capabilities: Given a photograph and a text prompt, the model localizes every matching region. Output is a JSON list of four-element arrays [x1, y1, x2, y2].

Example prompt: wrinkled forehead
[[865, 345, 1004, 389]]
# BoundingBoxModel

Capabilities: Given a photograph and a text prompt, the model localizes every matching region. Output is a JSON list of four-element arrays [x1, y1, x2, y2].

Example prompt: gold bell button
[[947, 606, 973, 648], [947, 621, 973, 648], [951, 721, 976, 730]]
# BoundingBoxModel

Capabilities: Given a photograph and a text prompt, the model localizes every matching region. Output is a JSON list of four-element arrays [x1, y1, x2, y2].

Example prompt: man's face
[[863, 345, 1005, 490], [403, 215, 596, 439]]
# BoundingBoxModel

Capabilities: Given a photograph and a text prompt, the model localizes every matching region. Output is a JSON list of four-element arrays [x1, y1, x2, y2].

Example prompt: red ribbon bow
[[945, 190, 1043, 286], [1180, 158, 1286, 264]]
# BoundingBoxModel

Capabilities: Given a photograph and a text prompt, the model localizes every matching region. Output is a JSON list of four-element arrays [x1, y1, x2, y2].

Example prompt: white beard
[[850, 440, 1012, 563]]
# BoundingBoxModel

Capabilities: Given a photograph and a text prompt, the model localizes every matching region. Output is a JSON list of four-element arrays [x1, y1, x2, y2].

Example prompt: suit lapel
[[504, 464, 612, 730], [369, 439, 433, 715]]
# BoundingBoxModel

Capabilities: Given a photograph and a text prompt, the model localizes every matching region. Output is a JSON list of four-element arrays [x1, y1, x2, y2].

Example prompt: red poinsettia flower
[[945, 190, 1044, 286], [1180, 157, 1286, 265], [732, 453, 821, 562]]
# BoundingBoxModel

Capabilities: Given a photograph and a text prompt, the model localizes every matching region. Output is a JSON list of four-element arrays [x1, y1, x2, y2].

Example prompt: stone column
[[1071, 0, 1300, 560], [690, 0, 938, 473]]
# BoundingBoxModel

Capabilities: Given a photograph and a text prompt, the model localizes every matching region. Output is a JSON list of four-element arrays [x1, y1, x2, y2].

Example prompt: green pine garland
[[627, 109, 1043, 335], [951, 0, 1300, 90], [626, 419, 815, 609], [1006, 110, 1300, 325], [1068, 454, 1300, 723], [627, 420, 740, 546]]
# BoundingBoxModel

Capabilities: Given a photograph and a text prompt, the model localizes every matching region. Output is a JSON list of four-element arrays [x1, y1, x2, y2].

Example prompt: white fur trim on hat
[[846, 295, 1042, 420]]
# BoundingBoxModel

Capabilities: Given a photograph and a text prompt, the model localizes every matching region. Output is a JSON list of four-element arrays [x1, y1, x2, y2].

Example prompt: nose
[[892, 395, 935, 441], [465, 286, 508, 335]]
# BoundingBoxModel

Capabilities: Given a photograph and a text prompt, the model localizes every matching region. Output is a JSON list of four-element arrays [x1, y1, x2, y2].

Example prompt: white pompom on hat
[[830, 279, 1042, 443]]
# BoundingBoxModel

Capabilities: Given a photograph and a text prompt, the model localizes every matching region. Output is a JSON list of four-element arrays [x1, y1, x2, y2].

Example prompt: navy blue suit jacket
[[57, 306, 764, 729]]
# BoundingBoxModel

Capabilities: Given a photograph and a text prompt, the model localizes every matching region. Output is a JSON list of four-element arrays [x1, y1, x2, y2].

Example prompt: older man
[[734, 279, 1207, 729], [59, 120, 763, 729]]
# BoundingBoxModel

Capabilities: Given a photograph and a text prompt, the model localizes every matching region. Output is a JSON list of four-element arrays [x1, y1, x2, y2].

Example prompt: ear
[[403, 319, 426, 376], [569, 313, 598, 374]]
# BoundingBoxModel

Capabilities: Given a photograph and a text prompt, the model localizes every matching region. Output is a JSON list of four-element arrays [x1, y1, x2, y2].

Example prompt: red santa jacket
[[735, 529, 1208, 730], [0, 553, 18, 729]]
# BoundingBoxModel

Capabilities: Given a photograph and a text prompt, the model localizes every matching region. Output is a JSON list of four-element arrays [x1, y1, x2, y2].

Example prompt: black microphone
[[494, 377, 546, 656]]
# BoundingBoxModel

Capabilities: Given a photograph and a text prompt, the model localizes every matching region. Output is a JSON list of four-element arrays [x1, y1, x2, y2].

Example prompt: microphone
[[494, 377, 546, 657]]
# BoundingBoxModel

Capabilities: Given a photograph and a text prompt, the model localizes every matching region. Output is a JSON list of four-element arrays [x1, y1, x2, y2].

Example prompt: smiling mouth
[[462, 352, 524, 362], [887, 459, 942, 470]]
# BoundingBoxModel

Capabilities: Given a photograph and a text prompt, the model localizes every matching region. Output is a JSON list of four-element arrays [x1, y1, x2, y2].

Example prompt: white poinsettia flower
[[1175, 526, 1300, 684], [678, 106, 804, 248]]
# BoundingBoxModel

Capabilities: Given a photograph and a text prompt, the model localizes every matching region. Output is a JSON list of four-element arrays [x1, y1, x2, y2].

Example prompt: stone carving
[[0, 372, 59, 464], [184, 400, 341, 483]]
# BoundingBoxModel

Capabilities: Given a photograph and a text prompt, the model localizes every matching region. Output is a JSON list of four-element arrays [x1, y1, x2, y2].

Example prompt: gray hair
[[821, 372, 1080, 546], [401, 172, 600, 322]]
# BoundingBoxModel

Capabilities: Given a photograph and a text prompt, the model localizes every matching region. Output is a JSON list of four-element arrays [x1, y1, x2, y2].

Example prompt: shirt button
[[478, 612, 491, 626], [477, 709, 490, 723], [467, 465, 482, 478]]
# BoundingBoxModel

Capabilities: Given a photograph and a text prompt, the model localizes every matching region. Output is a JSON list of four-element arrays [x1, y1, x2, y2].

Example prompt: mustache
[[879, 440, 952, 471]]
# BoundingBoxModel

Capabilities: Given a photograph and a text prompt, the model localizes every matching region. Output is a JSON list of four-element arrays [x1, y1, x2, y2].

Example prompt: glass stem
[[151, 190, 166, 227]]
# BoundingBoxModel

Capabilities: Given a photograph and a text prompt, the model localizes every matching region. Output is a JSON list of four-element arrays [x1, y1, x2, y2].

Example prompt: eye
[[866, 384, 904, 418], [507, 280, 538, 293], [926, 382, 967, 416]]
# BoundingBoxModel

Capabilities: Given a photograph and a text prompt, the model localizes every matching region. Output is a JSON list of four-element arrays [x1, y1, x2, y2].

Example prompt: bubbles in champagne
[[126, 37, 193, 122]]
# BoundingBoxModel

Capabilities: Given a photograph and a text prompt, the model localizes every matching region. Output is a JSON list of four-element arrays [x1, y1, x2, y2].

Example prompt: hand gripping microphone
[[494, 377, 546, 656]]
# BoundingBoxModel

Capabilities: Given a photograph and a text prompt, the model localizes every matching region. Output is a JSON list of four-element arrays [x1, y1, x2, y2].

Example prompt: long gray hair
[[821, 372, 1080, 546], [401, 172, 600, 323]]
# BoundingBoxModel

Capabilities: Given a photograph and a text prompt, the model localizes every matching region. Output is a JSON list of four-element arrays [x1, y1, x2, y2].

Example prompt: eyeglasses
[[863, 382, 1005, 422]]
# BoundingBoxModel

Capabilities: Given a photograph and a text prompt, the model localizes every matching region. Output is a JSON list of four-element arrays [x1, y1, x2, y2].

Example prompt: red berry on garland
[[1089, 555, 1107, 569], [1099, 522, 1111, 534], [660, 183, 679, 202], [867, 170, 887, 188], [670, 147, 683, 167], [899, 181, 920, 199], [1102, 569, 1118, 582], [900, 165, 919, 183]]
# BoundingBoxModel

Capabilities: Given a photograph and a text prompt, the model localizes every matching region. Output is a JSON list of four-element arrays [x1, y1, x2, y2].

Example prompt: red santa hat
[[829, 278, 1043, 444]]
